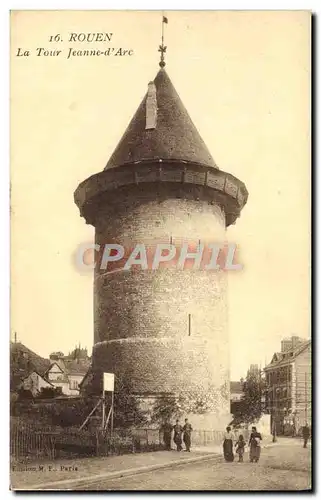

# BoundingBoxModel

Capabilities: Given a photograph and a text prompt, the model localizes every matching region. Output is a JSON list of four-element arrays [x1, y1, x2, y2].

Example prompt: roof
[[265, 340, 311, 370], [44, 359, 90, 378], [10, 342, 51, 391], [230, 381, 243, 394], [46, 362, 64, 373], [64, 359, 90, 376], [105, 68, 218, 171], [11, 342, 90, 391], [23, 370, 54, 387], [11, 342, 50, 374], [78, 367, 93, 388]]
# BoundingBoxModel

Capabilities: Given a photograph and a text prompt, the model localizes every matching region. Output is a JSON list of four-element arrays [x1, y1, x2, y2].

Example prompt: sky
[[10, 10, 310, 379]]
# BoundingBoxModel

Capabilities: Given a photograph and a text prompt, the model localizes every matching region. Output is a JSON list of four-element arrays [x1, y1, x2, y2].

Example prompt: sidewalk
[[11, 437, 298, 490], [11, 448, 219, 490], [193, 436, 280, 454]]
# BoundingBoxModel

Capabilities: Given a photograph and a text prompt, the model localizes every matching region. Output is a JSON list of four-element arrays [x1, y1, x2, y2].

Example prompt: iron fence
[[10, 420, 225, 461]]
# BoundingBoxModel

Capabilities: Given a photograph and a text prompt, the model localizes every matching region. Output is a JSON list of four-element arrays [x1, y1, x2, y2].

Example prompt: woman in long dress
[[249, 426, 262, 462], [223, 426, 234, 462]]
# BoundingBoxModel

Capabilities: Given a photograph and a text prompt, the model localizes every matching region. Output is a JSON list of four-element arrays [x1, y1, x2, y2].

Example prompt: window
[[70, 380, 79, 390]]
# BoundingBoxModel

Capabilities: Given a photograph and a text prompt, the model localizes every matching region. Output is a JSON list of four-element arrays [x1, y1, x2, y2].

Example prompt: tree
[[232, 369, 266, 425], [151, 394, 180, 423], [112, 375, 147, 428], [47, 373, 147, 429], [151, 387, 225, 425]]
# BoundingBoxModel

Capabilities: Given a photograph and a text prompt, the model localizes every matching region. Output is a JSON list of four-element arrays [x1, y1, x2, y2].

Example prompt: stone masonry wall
[[92, 192, 230, 426]]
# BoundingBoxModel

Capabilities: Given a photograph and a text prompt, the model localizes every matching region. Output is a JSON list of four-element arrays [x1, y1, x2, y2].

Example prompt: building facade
[[264, 337, 311, 435], [11, 342, 90, 397], [74, 57, 248, 428], [44, 350, 90, 396], [22, 371, 54, 396], [230, 380, 244, 418]]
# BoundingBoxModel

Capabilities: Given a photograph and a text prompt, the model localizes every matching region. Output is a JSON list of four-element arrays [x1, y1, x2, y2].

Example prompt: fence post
[[95, 430, 99, 457], [51, 437, 55, 460], [106, 434, 109, 457]]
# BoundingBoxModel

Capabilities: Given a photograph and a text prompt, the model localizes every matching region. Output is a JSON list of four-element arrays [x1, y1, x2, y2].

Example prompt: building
[[248, 364, 260, 376], [264, 337, 311, 435], [10, 341, 51, 393], [230, 381, 244, 403], [74, 38, 248, 429], [11, 341, 90, 397], [230, 381, 244, 415], [281, 336, 306, 353], [44, 350, 90, 396]]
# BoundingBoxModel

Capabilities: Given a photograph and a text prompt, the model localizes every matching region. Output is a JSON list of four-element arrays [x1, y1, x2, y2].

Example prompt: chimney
[[50, 351, 64, 361], [281, 336, 304, 352]]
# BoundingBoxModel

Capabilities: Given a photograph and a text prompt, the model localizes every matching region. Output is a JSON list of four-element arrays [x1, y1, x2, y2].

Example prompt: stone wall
[[92, 191, 230, 429]]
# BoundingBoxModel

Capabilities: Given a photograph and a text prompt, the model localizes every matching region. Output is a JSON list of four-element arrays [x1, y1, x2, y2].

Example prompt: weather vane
[[159, 15, 168, 68]]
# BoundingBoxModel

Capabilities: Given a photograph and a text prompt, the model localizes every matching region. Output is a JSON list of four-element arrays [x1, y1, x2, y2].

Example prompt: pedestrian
[[173, 419, 183, 451], [249, 426, 262, 463], [162, 419, 173, 451], [235, 434, 246, 463], [302, 423, 310, 448], [183, 418, 193, 452], [223, 426, 234, 462]]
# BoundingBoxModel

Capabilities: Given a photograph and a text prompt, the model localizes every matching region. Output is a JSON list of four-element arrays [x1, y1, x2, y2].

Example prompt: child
[[235, 434, 246, 462]]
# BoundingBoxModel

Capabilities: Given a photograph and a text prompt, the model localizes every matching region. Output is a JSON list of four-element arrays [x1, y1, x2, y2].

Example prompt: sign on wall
[[103, 372, 115, 392]]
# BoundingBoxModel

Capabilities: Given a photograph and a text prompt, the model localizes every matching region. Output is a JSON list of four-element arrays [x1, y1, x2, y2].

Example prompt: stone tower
[[74, 62, 248, 429]]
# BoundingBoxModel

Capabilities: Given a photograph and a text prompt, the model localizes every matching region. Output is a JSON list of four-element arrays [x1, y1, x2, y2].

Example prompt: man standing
[[302, 423, 310, 448], [162, 419, 173, 451], [173, 419, 183, 451], [183, 418, 193, 452]]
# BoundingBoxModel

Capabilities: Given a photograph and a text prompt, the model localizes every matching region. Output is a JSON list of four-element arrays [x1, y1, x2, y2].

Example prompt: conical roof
[[105, 68, 217, 170]]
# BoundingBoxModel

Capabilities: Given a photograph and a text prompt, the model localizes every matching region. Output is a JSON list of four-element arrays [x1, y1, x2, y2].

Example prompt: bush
[[36, 387, 63, 399], [17, 388, 34, 400], [50, 398, 96, 428]]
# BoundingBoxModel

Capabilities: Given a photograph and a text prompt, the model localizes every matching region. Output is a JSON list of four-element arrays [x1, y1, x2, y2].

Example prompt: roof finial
[[158, 14, 168, 68]]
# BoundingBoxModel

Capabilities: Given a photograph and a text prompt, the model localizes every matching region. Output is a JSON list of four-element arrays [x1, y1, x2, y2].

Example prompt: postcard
[[10, 10, 311, 491]]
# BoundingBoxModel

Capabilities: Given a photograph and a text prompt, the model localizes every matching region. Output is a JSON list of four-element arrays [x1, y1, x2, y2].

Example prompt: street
[[76, 439, 311, 491]]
